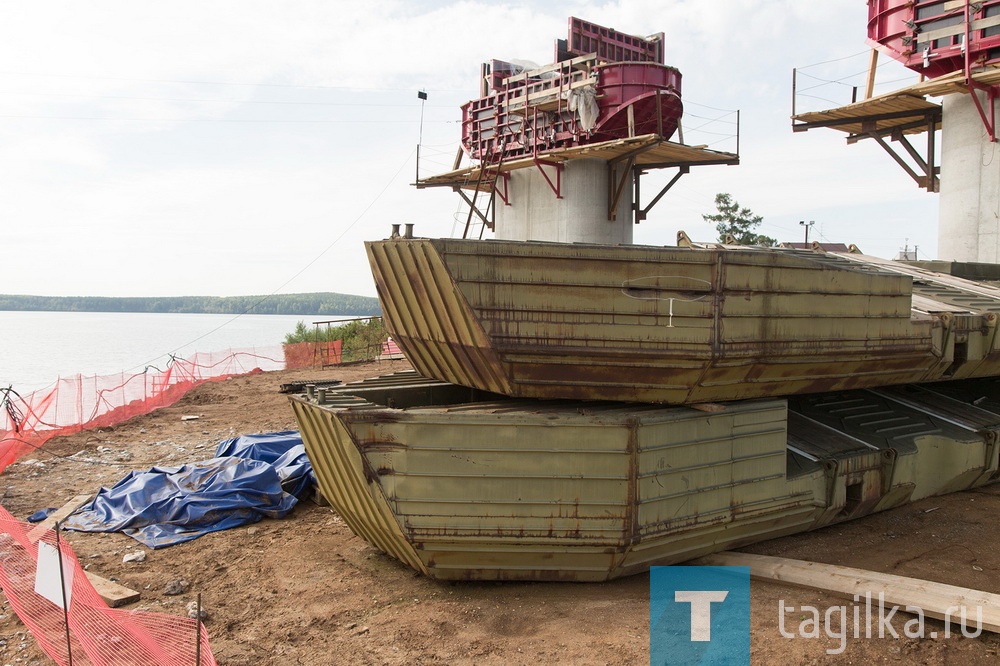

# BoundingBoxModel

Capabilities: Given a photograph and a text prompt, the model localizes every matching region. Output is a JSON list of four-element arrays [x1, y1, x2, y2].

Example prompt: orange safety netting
[[0, 344, 288, 666], [282, 340, 343, 369], [0, 347, 285, 474], [0, 510, 215, 665]]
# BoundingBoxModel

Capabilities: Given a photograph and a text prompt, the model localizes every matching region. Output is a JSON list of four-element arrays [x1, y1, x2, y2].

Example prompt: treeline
[[0, 293, 381, 316]]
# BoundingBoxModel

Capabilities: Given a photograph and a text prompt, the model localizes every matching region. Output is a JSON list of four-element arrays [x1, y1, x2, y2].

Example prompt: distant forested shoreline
[[0, 292, 381, 316]]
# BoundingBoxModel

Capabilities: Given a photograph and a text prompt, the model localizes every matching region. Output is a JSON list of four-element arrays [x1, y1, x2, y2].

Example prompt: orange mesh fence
[[283, 340, 343, 369], [0, 346, 285, 474], [0, 344, 287, 665], [0, 508, 215, 665]]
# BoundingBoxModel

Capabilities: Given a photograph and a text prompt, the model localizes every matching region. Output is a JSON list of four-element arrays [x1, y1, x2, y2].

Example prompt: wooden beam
[[502, 53, 596, 86], [865, 49, 879, 100], [26, 494, 93, 543], [84, 571, 141, 608], [693, 551, 1000, 634], [794, 107, 943, 132]]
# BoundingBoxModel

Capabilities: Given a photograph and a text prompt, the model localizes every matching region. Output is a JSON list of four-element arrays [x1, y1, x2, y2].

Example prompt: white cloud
[[0, 0, 942, 298]]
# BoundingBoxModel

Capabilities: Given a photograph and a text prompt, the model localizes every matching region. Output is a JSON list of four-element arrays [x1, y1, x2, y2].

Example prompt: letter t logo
[[675, 590, 729, 641]]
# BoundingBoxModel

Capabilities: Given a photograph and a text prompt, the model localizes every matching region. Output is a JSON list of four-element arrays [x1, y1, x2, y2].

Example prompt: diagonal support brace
[[967, 81, 999, 143], [633, 166, 689, 223], [532, 158, 563, 198]]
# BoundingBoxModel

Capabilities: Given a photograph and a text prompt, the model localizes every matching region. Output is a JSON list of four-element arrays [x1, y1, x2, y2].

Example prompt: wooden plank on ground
[[693, 551, 1000, 634], [24, 493, 140, 607], [26, 494, 93, 543], [84, 571, 141, 608]]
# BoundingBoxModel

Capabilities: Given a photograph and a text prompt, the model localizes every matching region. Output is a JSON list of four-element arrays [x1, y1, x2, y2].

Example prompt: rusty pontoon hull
[[366, 238, 1000, 404], [290, 372, 1000, 582]]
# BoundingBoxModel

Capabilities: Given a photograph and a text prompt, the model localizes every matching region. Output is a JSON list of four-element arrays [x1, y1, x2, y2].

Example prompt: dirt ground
[[2, 359, 999, 665]]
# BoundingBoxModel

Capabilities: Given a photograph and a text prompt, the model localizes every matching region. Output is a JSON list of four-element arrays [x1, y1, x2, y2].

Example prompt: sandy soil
[[2, 359, 999, 665]]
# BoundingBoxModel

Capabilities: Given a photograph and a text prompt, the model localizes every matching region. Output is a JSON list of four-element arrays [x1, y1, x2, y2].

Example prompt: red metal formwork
[[460, 18, 681, 163], [558, 16, 664, 64], [591, 62, 682, 141], [868, 0, 1000, 78]]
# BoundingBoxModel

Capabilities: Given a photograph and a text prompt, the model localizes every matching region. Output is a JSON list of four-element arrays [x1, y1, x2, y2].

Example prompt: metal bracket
[[532, 157, 563, 198], [633, 165, 689, 223], [608, 140, 665, 221], [967, 80, 999, 142], [846, 111, 940, 192], [866, 130, 940, 192]]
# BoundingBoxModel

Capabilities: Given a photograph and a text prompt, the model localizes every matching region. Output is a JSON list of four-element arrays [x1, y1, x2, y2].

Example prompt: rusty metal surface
[[289, 397, 426, 574], [367, 238, 1000, 404], [289, 374, 1000, 581]]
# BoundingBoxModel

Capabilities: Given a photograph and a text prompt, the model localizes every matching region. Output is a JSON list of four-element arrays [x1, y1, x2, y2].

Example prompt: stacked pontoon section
[[366, 239, 1000, 403], [290, 371, 1000, 581]]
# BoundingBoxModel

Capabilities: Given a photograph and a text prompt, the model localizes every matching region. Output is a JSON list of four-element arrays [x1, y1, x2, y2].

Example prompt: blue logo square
[[650, 566, 750, 665]]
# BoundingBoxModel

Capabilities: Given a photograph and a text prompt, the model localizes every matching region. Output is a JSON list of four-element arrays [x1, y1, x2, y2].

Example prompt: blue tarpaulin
[[214, 430, 316, 498], [63, 431, 314, 548]]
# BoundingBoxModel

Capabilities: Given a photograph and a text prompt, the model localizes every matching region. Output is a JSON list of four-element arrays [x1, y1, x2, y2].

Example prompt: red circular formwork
[[592, 62, 682, 141]]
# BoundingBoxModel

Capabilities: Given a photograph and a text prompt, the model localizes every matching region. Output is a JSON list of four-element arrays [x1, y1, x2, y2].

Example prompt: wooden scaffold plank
[[694, 551, 1000, 634]]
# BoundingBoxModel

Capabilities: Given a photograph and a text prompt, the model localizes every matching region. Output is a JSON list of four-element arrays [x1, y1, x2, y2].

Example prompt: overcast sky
[[0, 1, 937, 299]]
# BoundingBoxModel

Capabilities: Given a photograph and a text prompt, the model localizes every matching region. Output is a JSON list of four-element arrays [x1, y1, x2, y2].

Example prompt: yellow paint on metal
[[293, 386, 822, 581], [366, 239, 1000, 403], [290, 373, 1000, 581], [289, 399, 426, 573]]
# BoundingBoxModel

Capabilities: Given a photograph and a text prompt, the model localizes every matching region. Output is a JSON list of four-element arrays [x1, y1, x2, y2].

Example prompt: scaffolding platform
[[416, 133, 738, 193], [792, 92, 941, 141]]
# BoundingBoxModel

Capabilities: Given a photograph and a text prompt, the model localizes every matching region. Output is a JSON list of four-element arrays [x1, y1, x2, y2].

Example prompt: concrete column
[[494, 158, 633, 244], [939, 92, 1000, 262]]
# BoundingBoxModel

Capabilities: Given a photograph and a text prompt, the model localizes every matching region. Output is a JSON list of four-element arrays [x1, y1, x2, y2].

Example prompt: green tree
[[283, 317, 389, 362], [702, 193, 776, 247]]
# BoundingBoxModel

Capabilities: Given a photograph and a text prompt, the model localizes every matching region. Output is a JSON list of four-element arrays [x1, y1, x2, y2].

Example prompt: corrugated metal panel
[[290, 375, 1000, 581], [636, 400, 797, 534], [616, 505, 820, 575], [346, 410, 631, 542], [366, 240, 512, 395], [367, 238, 1000, 403], [289, 399, 426, 573]]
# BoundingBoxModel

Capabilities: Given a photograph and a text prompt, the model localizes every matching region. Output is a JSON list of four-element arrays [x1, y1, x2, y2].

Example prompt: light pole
[[799, 220, 815, 245]]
